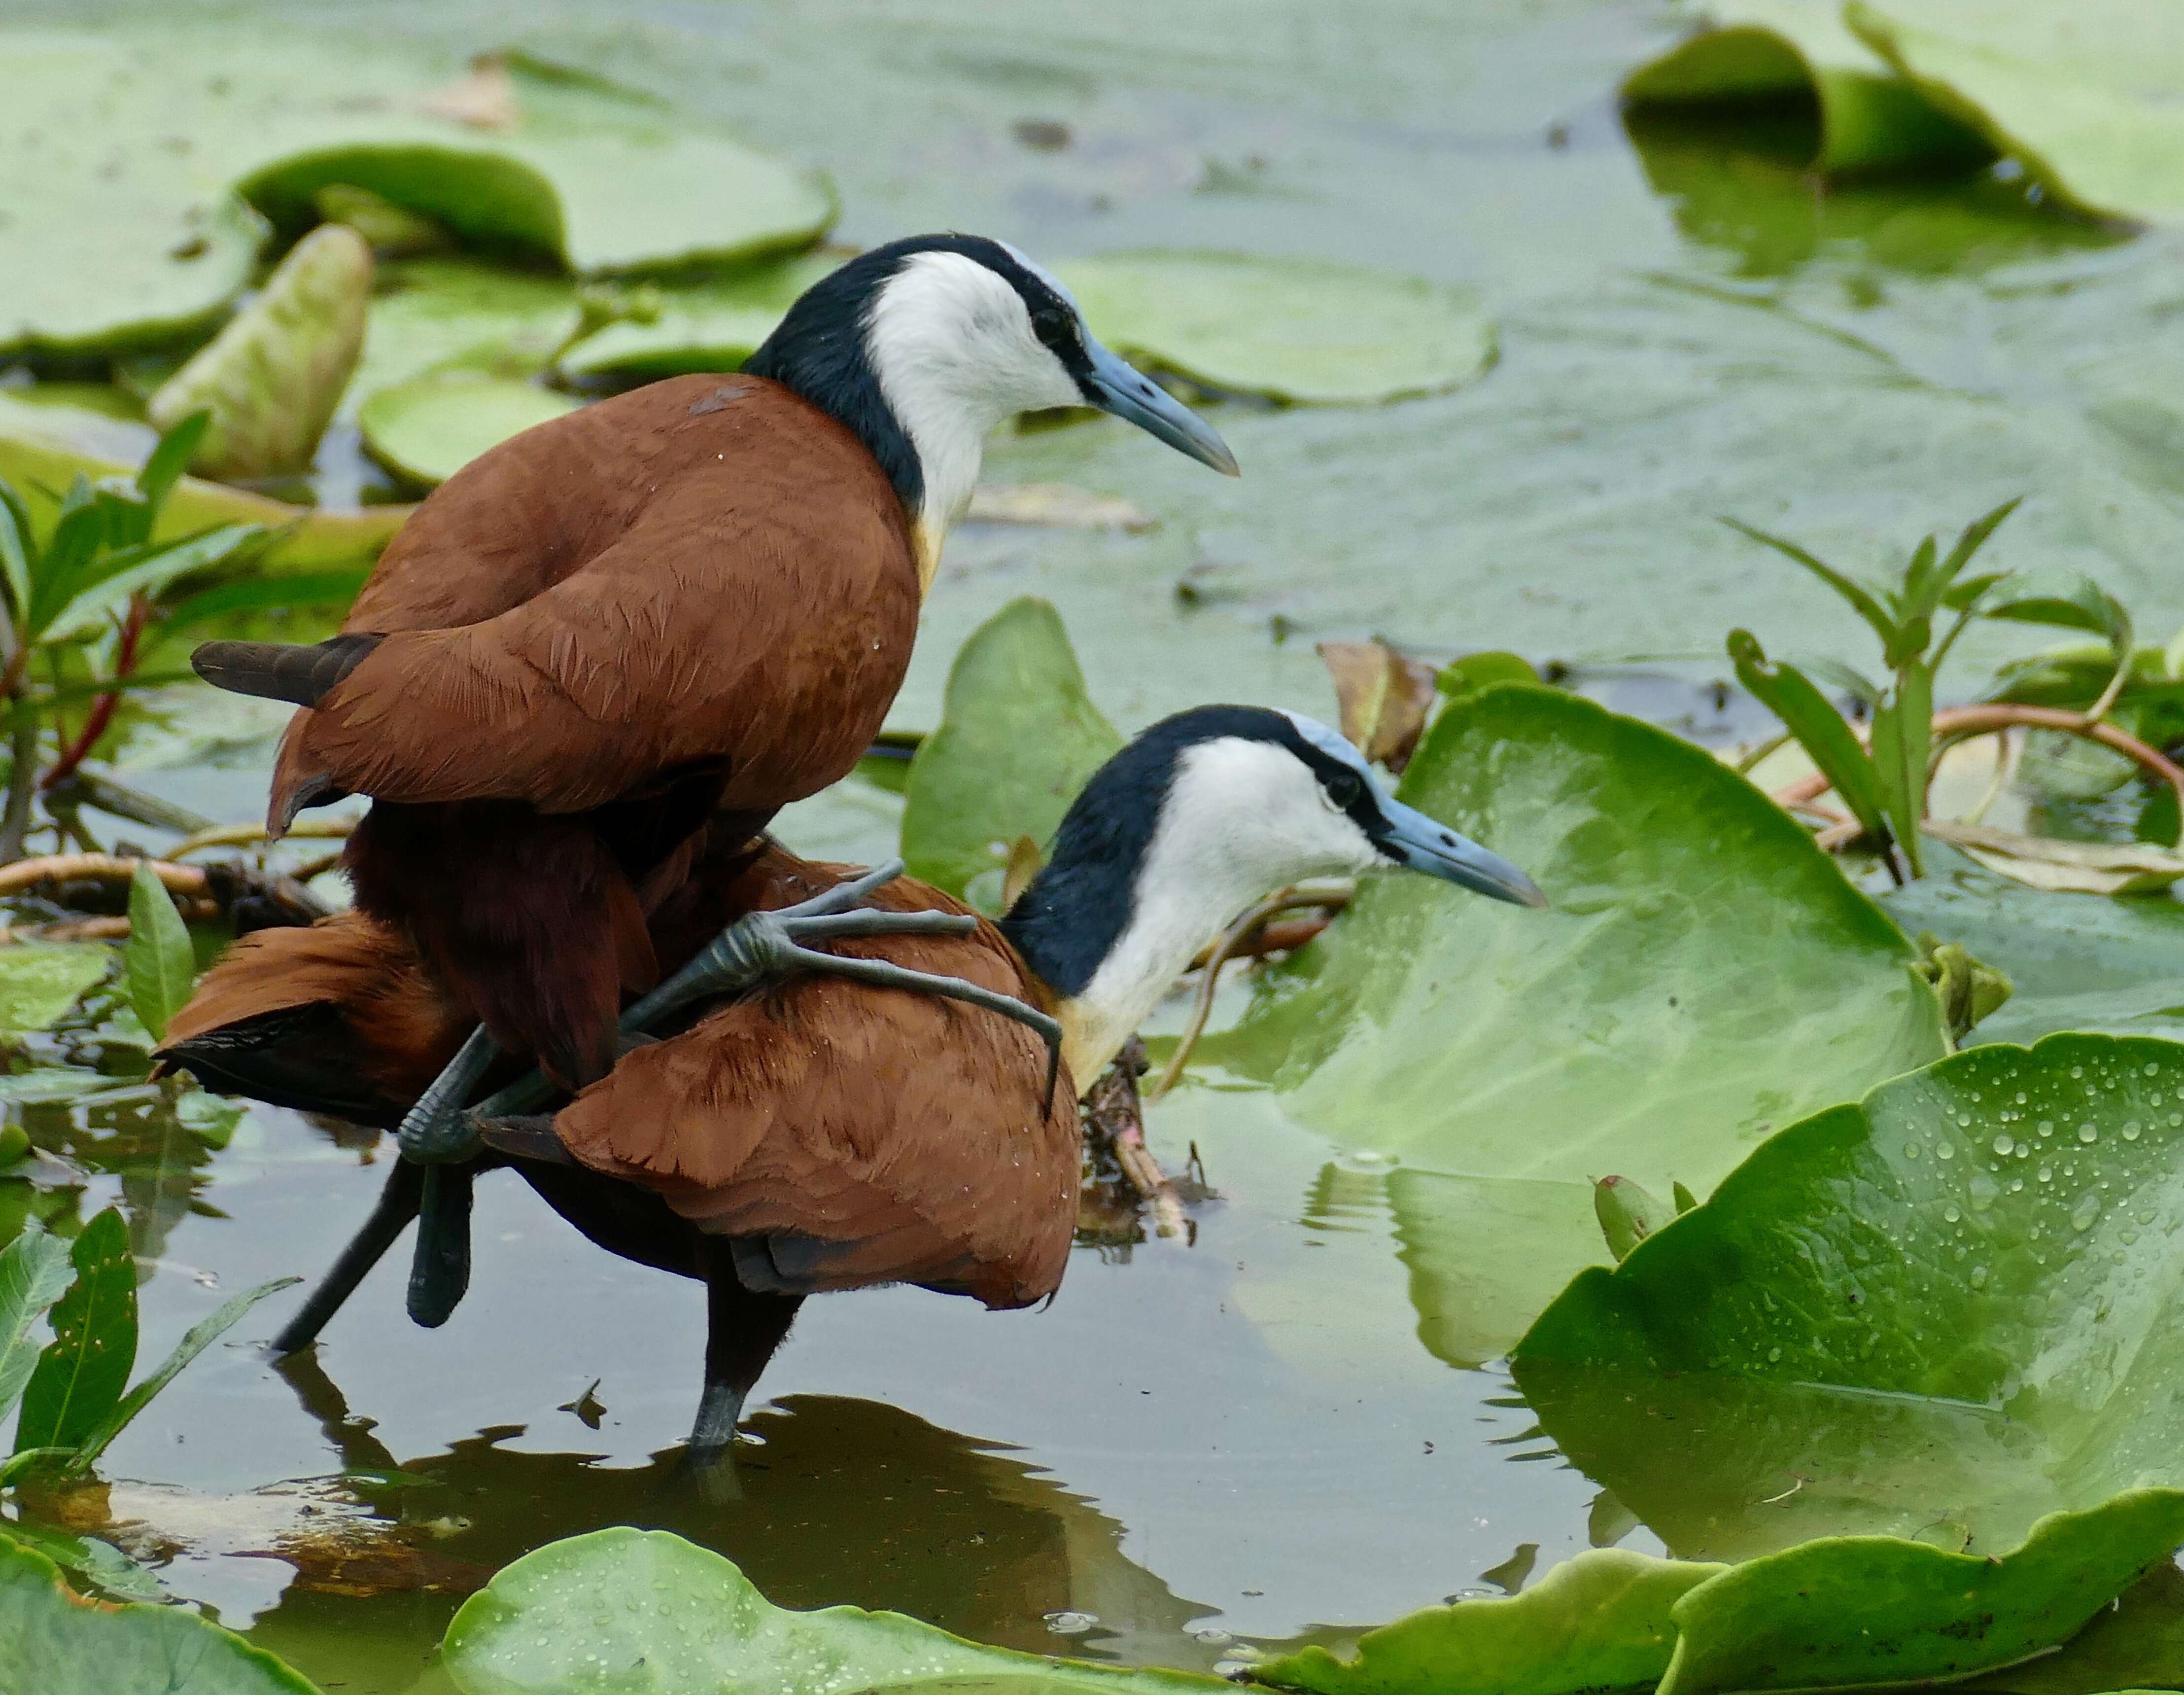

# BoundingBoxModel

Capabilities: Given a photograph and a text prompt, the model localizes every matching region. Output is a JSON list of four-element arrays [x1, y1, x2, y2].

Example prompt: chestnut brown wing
[[269, 378, 917, 823], [551, 884, 1081, 1311]]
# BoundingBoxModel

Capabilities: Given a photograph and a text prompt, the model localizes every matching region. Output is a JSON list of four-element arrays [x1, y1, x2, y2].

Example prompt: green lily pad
[[1656, 1493, 2184, 1695], [1964, 1561, 2184, 1695], [0, 35, 270, 361], [0, 1530, 320, 1694], [357, 373, 579, 491], [1885, 849, 2184, 1048], [557, 251, 843, 380], [1623, 0, 1992, 175], [901, 598, 1122, 907], [347, 258, 580, 413], [1208, 685, 1946, 1363], [439, 1525, 1226, 1695], [1849, 1, 2184, 224], [0, 946, 112, 1040], [1514, 1033, 2184, 1565], [237, 52, 836, 277], [1253, 1549, 1725, 1695], [2, 31, 833, 361], [1055, 251, 1494, 405], [0, 396, 411, 570], [148, 223, 372, 480]]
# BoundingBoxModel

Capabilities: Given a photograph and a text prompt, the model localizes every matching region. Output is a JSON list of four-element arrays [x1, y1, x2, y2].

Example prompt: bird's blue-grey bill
[[1080, 342, 1240, 476], [1377, 800, 1548, 908]]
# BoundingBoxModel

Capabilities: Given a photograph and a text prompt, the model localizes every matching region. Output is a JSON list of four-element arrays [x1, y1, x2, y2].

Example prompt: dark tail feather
[[192, 633, 384, 707]]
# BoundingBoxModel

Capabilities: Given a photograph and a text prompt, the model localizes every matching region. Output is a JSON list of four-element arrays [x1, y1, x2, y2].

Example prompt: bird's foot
[[620, 857, 1065, 1102], [397, 1025, 500, 1165]]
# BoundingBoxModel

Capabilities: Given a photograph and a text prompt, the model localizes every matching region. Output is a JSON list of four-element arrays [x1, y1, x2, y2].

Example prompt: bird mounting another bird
[[186, 233, 1240, 1325], [159, 706, 1545, 1465]]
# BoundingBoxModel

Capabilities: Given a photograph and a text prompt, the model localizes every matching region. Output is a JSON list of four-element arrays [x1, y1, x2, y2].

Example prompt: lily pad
[[1623, 0, 1991, 175], [346, 258, 580, 412], [0, 1530, 320, 1695], [0, 945, 112, 1039], [901, 598, 1122, 907], [357, 373, 578, 491], [439, 1525, 1226, 1695], [148, 223, 372, 480], [557, 251, 843, 380], [0, 396, 411, 570], [1883, 849, 2184, 1048], [1514, 1033, 2184, 1563], [1055, 251, 1494, 405], [0, 35, 269, 360], [1253, 1549, 1725, 1695], [237, 51, 837, 276], [1209, 685, 1946, 1363], [1849, 1, 2184, 224]]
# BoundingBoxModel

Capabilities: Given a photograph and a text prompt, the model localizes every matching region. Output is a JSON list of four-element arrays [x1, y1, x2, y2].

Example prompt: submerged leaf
[[1924, 820, 2184, 896], [1208, 686, 1945, 1362], [16, 1208, 136, 1456], [439, 1526, 1225, 1695], [0, 1531, 320, 1694], [901, 599, 1122, 904], [124, 861, 197, 1042], [1058, 251, 1494, 405], [0, 1224, 73, 1425], [1515, 1033, 2184, 1560], [358, 374, 579, 492], [147, 224, 373, 481], [1254, 1549, 1723, 1695], [0, 945, 112, 1039]]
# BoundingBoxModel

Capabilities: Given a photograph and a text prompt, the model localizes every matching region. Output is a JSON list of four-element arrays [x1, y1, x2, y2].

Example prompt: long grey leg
[[270, 1158, 426, 1355]]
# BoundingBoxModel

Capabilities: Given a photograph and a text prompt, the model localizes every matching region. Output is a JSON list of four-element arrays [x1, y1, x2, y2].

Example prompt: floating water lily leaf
[[238, 50, 836, 276], [440, 1526, 1226, 1695], [147, 224, 372, 480], [557, 252, 841, 380], [358, 374, 579, 492], [0, 397, 410, 570], [1209, 686, 1945, 1363], [0, 1530, 321, 1695], [347, 258, 580, 412], [0, 945, 112, 1040], [901, 598, 1121, 907], [1964, 1561, 2184, 1695], [1254, 1549, 1723, 1695], [1849, 1, 2184, 224], [0, 35, 269, 360], [1056, 251, 1494, 405], [1623, 0, 1990, 175], [1883, 848, 2184, 1047], [1656, 1494, 2184, 1695], [1515, 1033, 2184, 1569]]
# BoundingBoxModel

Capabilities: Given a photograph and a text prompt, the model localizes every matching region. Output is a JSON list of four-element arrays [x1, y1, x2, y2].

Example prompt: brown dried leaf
[[1000, 834, 1044, 910], [1317, 637, 1439, 771], [1924, 820, 2184, 896]]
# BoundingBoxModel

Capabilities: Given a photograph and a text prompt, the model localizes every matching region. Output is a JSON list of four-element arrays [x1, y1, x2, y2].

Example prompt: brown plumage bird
[[160, 706, 1544, 1461], [187, 234, 1238, 1321]]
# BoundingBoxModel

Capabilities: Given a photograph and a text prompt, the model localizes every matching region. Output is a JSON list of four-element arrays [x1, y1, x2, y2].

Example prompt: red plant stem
[[42, 598, 146, 793]]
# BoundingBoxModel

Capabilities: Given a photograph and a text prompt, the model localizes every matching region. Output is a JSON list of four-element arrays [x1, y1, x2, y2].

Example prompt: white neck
[[1057, 738, 1380, 1085], [861, 250, 1082, 587]]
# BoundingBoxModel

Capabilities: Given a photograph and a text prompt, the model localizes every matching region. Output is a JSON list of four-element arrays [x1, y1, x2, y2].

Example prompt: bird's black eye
[[1029, 304, 1073, 350], [1324, 769, 1365, 810]]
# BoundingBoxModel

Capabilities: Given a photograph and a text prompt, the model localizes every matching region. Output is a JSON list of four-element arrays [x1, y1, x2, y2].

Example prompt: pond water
[[11, 0, 2184, 1688]]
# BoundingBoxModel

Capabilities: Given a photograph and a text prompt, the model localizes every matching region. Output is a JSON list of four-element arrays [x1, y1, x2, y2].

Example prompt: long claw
[[783, 856, 906, 919]]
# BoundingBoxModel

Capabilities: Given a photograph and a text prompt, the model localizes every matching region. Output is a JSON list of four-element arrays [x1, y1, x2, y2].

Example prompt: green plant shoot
[[124, 860, 197, 1040]]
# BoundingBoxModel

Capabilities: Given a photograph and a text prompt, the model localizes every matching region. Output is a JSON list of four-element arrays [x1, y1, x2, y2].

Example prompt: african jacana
[[188, 234, 1237, 1323], [160, 706, 1543, 1462]]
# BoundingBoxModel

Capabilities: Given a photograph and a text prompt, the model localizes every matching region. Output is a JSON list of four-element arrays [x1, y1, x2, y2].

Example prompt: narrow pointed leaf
[[1937, 495, 2023, 588], [135, 410, 209, 517], [41, 522, 262, 645], [0, 491, 31, 631], [159, 566, 369, 634], [1728, 630, 1889, 840], [65, 1273, 299, 1474], [125, 860, 197, 1042], [1720, 518, 1900, 651], [0, 1224, 72, 1425], [1899, 533, 1941, 619], [14, 1208, 135, 1454]]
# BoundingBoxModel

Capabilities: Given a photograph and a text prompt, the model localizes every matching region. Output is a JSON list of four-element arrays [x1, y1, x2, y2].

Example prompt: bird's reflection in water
[[248, 1349, 1211, 1688]]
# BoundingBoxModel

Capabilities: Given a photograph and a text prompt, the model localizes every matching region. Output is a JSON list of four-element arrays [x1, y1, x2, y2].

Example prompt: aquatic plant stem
[[40, 596, 147, 794], [0, 696, 39, 866]]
